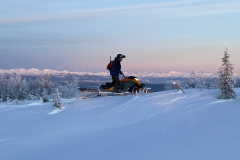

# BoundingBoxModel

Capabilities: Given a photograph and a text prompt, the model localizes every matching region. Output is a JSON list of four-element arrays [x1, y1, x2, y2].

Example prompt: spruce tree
[[218, 48, 237, 99], [53, 88, 63, 109]]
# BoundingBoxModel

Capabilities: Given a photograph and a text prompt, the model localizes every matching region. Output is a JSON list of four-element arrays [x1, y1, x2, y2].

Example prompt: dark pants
[[112, 76, 120, 92]]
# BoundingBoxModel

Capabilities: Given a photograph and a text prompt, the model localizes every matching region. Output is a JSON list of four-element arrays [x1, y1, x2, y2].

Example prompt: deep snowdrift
[[1, 89, 240, 160]]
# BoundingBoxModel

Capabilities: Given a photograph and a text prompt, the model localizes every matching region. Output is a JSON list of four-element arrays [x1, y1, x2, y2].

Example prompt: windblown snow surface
[[1, 89, 240, 160]]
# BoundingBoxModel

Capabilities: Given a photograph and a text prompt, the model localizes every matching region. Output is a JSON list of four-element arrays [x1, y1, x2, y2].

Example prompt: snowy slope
[[1, 89, 240, 160]]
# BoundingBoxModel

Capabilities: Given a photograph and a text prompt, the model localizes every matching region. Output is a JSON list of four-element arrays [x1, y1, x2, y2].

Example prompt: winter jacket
[[110, 58, 123, 76]]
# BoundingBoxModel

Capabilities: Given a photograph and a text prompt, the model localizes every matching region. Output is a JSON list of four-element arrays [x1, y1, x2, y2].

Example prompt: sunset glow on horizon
[[1, 0, 240, 74]]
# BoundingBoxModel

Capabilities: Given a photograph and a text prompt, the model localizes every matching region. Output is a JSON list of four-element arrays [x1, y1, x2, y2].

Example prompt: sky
[[0, 0, 240, 73]]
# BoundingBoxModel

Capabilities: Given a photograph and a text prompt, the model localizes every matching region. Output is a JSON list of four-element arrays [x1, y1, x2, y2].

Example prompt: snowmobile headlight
[[134, 78, 139, 81]]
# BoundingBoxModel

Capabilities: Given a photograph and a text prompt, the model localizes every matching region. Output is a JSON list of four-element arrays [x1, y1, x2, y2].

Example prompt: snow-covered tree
[[53, 88, 63, 109], [209, 79, 219, 90], [181, 82, 190, 89], [42, 74, 54, 102], [187, 70, 207, 91], [42, 88, 50, 102], [196, 71, 207, 91], [58, 77, 79, 98], [7, 96, 11, 102], [0, 93, 3, 102], [173, 81, 185, 93], [218, 48, 237, 99]]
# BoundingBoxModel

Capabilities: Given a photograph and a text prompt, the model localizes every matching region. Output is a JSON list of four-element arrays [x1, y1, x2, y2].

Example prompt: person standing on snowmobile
[[110, 54, 126, 92]]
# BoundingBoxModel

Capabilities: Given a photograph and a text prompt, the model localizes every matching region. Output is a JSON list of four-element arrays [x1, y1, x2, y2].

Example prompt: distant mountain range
[[0, 68, 239, 83]]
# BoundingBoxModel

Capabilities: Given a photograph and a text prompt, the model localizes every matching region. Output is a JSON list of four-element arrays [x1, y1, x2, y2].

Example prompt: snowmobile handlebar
[[122, 73, 127, 79]]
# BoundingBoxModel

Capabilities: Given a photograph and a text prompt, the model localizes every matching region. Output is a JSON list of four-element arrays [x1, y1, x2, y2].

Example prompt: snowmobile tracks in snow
[[79, 87, 151, 99], [80, 91, 132, 99]]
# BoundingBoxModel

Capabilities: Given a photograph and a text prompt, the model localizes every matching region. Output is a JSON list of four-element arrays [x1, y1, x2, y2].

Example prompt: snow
[[1, 89, 240, 160]]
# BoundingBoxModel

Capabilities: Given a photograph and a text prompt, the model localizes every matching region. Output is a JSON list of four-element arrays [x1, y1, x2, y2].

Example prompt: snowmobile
[[79, 76, 151, 99]]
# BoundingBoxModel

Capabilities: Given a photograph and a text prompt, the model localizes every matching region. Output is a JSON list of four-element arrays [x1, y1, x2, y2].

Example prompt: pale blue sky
[[0, 0, 240, 73]]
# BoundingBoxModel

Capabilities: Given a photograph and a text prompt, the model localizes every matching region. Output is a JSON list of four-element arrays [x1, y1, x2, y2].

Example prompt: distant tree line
[[164, 71, 219, 91], [0, 74, 79, 102]]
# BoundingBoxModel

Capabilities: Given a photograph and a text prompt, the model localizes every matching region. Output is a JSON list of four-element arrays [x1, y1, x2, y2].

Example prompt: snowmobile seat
[[105, 82, 114, 87], [127, 76, 137, 79], [99, 82, 114, 90]]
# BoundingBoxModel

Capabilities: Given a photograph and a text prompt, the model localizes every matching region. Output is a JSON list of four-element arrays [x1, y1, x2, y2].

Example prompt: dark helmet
[[117, 54, 126, 59]]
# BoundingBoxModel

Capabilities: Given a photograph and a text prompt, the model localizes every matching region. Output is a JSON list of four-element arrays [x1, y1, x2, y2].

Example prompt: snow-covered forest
[[0, 74, 79, 102]]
